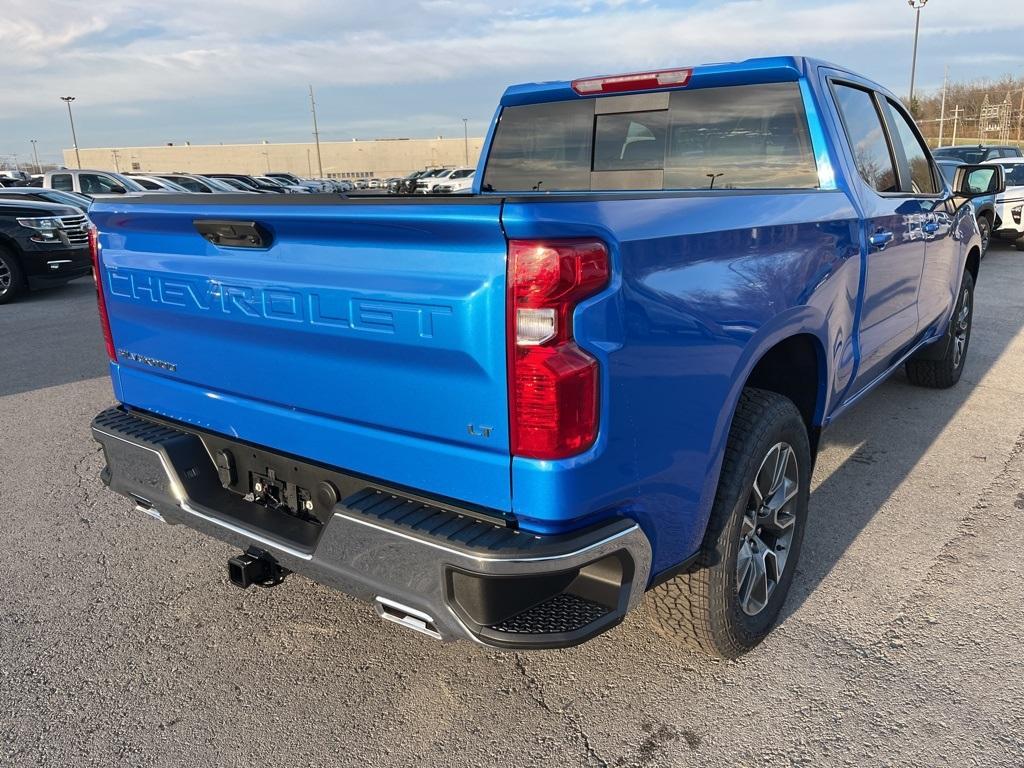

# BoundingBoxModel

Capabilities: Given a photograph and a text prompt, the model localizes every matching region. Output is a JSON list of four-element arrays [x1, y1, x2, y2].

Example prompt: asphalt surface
[[2, 244, 1023, 767]]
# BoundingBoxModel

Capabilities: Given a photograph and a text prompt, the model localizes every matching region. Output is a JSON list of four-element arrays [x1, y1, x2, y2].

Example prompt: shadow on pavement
[[783, 241, 1024, 618], [0, 279, 109, 398]]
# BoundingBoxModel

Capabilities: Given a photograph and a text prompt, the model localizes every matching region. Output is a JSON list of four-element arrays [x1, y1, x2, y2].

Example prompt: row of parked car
[[0, 166, 479, 197], [932, 144, 1024, 253]]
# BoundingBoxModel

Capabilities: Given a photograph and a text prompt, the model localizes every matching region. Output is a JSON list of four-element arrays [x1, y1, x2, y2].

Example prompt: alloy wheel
[[736, 442, 799, 616], [952, 288, 971, 369]]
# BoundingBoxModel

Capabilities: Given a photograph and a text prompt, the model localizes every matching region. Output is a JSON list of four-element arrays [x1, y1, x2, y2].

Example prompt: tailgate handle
[[194, 219, 271, 249]]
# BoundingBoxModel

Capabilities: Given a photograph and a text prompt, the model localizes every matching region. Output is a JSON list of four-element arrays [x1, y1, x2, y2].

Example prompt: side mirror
[[109, 184, 127, 194], [953, 164, 1004, 197]]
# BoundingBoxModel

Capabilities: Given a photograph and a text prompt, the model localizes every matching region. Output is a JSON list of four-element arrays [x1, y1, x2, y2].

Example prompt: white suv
[[436, 169, 476, 194], [984, 158, 1024, 250]]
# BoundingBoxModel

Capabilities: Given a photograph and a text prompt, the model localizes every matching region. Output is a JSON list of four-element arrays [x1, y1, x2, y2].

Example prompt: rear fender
[[692, 308, 830, 543]]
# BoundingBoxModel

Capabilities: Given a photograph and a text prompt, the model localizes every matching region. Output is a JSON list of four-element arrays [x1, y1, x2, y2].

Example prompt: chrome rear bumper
[[92, 407, 652, 648]]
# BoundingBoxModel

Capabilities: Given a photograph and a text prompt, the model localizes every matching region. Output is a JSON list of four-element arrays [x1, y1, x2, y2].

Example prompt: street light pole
[[462, 118, 469, 165], [30, 140, 40, 174], [908, 0, 928, 106], [60, 96, 82, 169], [309, 84, 324, 178], [937, 64, 948, 145]]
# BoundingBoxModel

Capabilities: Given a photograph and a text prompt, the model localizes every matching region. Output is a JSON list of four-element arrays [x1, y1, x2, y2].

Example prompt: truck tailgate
[[88, 198, 512, 512]]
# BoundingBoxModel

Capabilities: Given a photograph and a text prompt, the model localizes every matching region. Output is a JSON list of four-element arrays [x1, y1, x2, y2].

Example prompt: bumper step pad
[[489, 593, 611, 635]]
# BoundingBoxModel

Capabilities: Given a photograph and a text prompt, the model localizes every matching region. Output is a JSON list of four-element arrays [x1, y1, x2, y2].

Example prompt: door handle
[[868, 230, 894, 250]]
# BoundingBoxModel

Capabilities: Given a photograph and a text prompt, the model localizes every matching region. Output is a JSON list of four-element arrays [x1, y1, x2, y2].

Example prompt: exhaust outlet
[[374, 597, 441, 640], [132, 495, 165, 523]]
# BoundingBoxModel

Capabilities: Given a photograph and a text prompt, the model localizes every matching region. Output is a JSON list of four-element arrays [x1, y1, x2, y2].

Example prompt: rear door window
[[884, 100, 938, 194], [51, 174, 72, 191], [483, 81, 818, 192], [832, 84, 898, 194]]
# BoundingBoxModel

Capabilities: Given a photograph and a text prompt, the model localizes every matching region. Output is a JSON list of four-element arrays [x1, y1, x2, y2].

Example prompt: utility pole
[[30, 140, 40, 174], [462, 118, 469, 165], [938, 64, 948, 145], [908, 0, 928, 105], [309, 84, 324, 178], [111, 148, 120, 172], [951, 105, 961, 146], [306, 148, 312, 176], [61, 96, 82, 169]]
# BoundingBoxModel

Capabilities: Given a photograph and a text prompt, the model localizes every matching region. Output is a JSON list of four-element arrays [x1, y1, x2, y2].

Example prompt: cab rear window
[[483, 82, 819, 192]]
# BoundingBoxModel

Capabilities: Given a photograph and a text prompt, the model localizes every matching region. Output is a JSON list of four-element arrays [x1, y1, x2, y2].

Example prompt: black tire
[[977, 216, 992, 256], [0, 246, 24, 305], [905, 270, 974, 389], [1014, 239, 1024, 252], [647, 388, 810, 658]]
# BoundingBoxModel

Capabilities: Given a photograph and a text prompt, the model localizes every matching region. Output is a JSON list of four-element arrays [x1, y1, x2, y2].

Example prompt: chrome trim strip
[[338, 509, 641, 566], [180, 499, 314, 561]]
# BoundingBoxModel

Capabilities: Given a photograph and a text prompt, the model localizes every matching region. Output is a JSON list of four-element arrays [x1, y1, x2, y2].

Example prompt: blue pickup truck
[[88, 57, 1000, 657]]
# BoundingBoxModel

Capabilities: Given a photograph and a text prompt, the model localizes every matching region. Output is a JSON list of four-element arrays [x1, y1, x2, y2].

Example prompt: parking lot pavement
[[2, 245, 1023, 768]]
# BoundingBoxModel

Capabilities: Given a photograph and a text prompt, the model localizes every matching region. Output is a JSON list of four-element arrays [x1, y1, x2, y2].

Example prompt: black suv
[[0, 200, 92, 305], [933, 144, 1022, 164]]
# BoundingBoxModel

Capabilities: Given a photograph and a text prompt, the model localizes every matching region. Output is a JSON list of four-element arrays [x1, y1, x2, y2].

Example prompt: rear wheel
[[977, 216, 992, 256], [905, 270, 973, 389], [0, 246, 24, 305], [647, 389, 810, 658]]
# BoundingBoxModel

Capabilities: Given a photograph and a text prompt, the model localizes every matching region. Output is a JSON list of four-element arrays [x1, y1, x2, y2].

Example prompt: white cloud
[[1, 0, 1022, 152]]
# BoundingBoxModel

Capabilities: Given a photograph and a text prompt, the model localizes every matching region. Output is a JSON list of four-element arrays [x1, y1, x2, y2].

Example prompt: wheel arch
[[742, 332, 828, 458], [0, 232, 27, 277], [965, 245, 980, 286]]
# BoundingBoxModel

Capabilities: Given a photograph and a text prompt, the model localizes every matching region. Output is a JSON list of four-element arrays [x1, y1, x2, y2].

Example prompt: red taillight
[[508, 239, 609, 459], [571, 67, 692, 95], [89, 227, 116, 362]]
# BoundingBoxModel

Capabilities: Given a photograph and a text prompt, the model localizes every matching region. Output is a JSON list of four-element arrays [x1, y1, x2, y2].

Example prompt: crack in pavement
[[514, 653, 611, 768]]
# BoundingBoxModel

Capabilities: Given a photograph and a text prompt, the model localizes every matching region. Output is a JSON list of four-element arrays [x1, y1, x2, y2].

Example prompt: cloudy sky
[[1, 0, 1022, 165]]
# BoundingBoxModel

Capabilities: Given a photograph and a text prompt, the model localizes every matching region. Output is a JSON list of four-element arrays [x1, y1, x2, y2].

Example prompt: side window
[[174, 178, 204, 192], [833, 84, 898, 194], [80, 174, 122, 194], [886, 101, 938, 194], [51, 174, 72, 191]]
